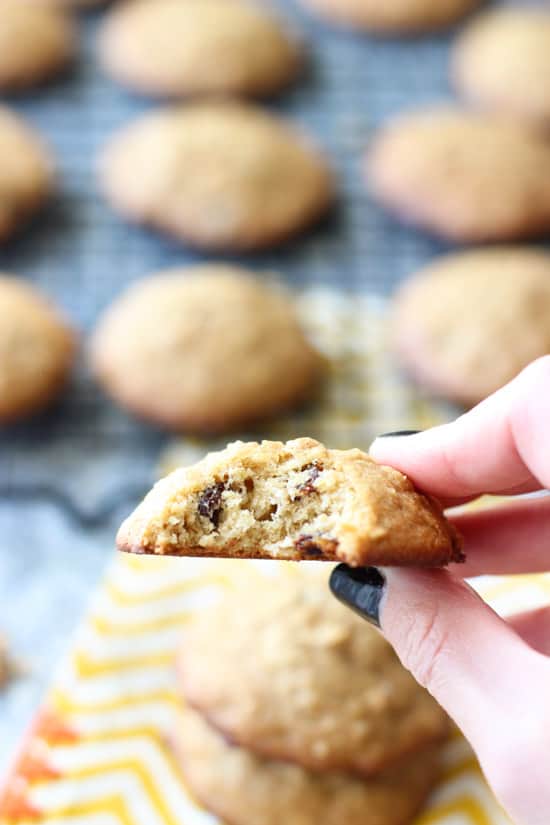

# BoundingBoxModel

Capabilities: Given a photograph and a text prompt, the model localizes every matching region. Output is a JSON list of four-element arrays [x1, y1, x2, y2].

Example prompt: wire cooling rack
[[0, 1, 462, 525]]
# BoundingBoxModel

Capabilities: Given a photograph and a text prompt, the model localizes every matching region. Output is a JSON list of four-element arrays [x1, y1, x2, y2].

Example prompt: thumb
[[330, 565, 550, 816]]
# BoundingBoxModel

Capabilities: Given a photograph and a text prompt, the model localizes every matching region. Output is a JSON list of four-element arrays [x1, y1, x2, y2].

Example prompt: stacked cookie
[[172, 570, 448, 825]]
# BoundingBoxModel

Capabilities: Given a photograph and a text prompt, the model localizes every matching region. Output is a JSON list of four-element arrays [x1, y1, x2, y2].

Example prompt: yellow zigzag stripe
[[442, 757, 481, 783], [481, 575, 550, 602], [90, 612, 192, 636], [43, 794, 133, 825], [52, 688, 180, 716], [36, 760, 180, 825], [105, 575, 228, 607], [73, 651, 173, 678], [415, 795, 494, 825]]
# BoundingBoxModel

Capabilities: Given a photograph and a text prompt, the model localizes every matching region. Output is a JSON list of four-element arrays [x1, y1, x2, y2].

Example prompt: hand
[[331, 356, 550, 825]]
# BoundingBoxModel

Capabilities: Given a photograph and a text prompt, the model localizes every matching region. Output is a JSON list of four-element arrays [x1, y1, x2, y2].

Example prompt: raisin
[[294, 534, 324, 558], [198, 482, 225, 527], [294, 462, 323, 499]]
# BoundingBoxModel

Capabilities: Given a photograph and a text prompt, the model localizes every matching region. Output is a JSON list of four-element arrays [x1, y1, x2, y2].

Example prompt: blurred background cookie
[[391, 248, 550, 406], [366, 108, 550, 242], [0, 1, 75, 92], [0, 108, 55, 242], [177, 571, 449, 775], [452, 8, 550, 131], [0, 277, 76, 423], [99, 0, 301, 99], [90, 266, 321, 432], [172, 706, 443, 825], [99, 102, 333, 251], [298, 0, 484, 34]]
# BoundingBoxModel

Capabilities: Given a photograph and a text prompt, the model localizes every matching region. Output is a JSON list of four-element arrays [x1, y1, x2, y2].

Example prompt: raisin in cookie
[[99, 102, 333, 251], [0, 1, 75, 92], [174, 570, 449, 775], [90, 267, 321, 432], [299, 0, 483, 34], [117, 438, 462, 566], [392, 248, 550, 407], [172, 706, 442, 825], [0, 277, 76, 423], [99, 0, 301, 99], [366, 108, 550, 242], [0, 108, 54, 241], [452, 8, 550, 131]]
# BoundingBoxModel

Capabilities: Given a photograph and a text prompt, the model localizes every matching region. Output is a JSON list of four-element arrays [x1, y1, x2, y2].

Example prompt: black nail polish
[[377, 430, 421, 438], [329, 564, 386, 627]]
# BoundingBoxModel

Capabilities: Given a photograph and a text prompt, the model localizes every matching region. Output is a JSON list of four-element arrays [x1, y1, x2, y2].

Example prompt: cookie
[[0, 1, 75, 92], [99, 102, 333, 251], [0, 277, 76, 423], [452, 8, 550, 131], [299, 0, 483, 34], [172, 706, 442, 825], [99, 0, 301, 99], [90, 267, 321, 432], [117, 437, 463, 567], [0, 108, 54, 241], [366, 108, 550, 242], [392, 248, 550, 407], [174, 570, 449, 776]]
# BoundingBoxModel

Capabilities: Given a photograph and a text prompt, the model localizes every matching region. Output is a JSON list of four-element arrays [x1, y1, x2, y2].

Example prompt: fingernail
[[377, 430, 421, 438], [329, 564, 386, 627]]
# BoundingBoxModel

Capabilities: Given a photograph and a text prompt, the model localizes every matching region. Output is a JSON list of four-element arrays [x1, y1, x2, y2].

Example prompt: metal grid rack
[[0, 1, 459, 525]]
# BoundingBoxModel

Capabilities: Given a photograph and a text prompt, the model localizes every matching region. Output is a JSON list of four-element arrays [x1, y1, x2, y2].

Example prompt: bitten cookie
[[299, 0, 483, 34], [117, 437, 462, 567], [452, 8, 550, 131], [0, 1, 75, 91], [99, 0, 301, 99], [392, 248, 550, 407], [0, 277, 76, 423], [0, 108, 54, 241], [90, 267, 321, 432], [172, 707, 443, 825], [99, 102, 333, 251], [366, 108, 550, 242], [174, 570, 449, 775]]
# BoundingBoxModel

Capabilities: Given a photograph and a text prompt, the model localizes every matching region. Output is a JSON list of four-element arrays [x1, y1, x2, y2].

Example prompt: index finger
[[369, 356, 550, 500]]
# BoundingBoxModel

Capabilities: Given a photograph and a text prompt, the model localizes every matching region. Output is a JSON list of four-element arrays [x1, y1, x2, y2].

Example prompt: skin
[[369, 355, 550, 825]]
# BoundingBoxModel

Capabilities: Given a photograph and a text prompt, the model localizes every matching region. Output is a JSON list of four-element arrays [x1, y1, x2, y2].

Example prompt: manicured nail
[[377, 430, 421, 438], [329, 564, 386, 627]]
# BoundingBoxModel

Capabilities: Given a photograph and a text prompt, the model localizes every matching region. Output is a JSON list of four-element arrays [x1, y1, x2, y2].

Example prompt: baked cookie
[[174, 570, 449, 775], [99, 0, 301, 99], [117, 437, 463, 566], [0, 108, 54, 241], [172, 706, 442, 825], [0, 277, 76, 423], [392, 248, 550, 407], [0, 1, 75, 92], [298, 0, 483, 34], [452, 8, 550, 131], [99, 102, 333, 251], [90, 267, 321, 432], [366, 108, 550, 242]]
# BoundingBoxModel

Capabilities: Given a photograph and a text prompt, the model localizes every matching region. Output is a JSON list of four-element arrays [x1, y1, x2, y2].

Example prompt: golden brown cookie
[[366, 108, 550, 242], [99, 0, 301, 99], [0, 277, 76, 423], [117, 437, 463, 566], [299, 0, 483, 34], [0, 108, 54, 241], [452, 8, 550, 131], [99, 102, 333, 251], [0, 1, 75, 92], [174, 570, 449, 776], [172, 706, 443, 825], [392, 248, 550, 407], [90, 267, 321, 432]]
